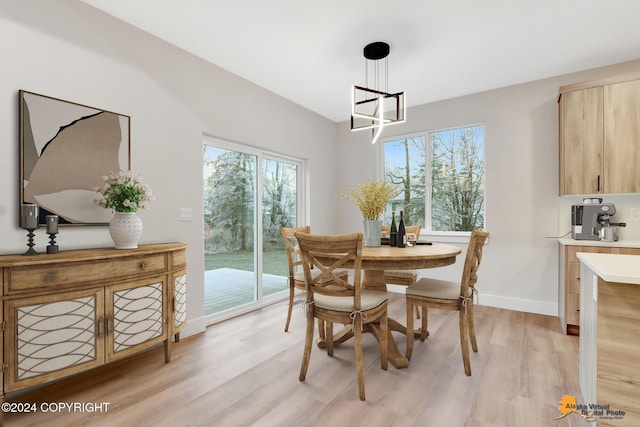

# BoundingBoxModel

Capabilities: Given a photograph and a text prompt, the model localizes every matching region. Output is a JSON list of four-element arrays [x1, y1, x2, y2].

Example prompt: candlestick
[[24, 229, 38, 256], [21, 204, 39, 256], [22, 204, 39, 230], [46, 215, 59, 234], [47, 232, 59, 254]]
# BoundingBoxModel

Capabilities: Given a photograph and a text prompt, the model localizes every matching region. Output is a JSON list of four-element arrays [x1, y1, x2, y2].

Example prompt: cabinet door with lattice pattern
[[4, 288, 105, 392], [105, 277, 166, 362], [173, 273, 187, 333]]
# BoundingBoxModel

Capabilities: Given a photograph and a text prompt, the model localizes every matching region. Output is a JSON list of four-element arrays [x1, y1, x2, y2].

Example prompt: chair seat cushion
[[314, 290, 387, 312], [384, 270, 417, 280], [406, 277, 469, 300], [294, 268, 349, 284]]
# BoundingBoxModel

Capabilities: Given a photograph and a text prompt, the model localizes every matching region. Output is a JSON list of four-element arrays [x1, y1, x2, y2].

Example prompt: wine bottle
[[397, 210, 406, 248], [389, 212, 398, 247]]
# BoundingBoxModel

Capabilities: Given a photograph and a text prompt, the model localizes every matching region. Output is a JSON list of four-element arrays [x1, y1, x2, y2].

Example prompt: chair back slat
[[295, 232, 363, 307], [280, 226, 311, 277], [459, 229, 490, 297]]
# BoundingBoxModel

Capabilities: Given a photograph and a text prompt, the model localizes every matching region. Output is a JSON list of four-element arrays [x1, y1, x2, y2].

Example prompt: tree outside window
[[383, 125, 485, 233]]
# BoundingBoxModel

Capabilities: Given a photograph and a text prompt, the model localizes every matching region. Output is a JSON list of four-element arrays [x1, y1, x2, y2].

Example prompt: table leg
[[316, 325, 354, 349], [390, 318, 429, 339], [366, 323, 409, 368], [362, 269, 388, 292], [316, 323, 409, 369]]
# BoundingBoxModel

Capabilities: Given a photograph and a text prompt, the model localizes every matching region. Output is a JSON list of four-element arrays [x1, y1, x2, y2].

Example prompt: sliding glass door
[[203, 138, 302, 322], [261, 158, 298, 297]]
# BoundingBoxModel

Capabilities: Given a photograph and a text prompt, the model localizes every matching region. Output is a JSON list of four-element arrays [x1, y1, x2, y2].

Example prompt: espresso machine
[[571, 200, 626, 241]]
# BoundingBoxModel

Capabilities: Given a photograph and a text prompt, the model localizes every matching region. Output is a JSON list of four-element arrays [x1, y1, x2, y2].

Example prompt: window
[[382, 124, 485, 235]]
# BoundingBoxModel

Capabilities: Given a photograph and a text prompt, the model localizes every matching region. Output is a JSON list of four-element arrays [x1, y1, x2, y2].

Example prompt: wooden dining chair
[[280, 226, 348, 332], [383, 225, 422, 286], [295, 232, 388, 401], [405, 228, 489, 376], [383, 225, 422, 320]]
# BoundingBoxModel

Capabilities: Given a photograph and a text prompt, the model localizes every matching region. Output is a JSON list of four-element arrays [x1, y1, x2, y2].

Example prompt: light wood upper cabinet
[[559, 86, 603, 195], [559, 72, 640, 195], [604, 79, 640, 193]]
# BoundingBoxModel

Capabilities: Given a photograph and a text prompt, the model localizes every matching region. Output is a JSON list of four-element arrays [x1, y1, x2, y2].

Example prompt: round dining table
[[317, 242, 462, 369]]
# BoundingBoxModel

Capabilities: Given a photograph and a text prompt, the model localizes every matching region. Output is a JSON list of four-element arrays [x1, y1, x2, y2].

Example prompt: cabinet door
[[560, 87, 604, 195], [4, 288, 104, 392], [604, 80, 640, 193], [105, 278, 166, 362], [173, 273, 187, 333]]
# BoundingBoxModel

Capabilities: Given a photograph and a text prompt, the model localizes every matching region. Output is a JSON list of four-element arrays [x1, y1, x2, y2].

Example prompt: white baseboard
[[388, 284, 558, 317], [476, 293, 558, 317], [179, 317, 206, 339]]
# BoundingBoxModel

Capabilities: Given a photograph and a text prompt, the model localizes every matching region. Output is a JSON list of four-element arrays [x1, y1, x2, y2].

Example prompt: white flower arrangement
[[94, 170, 155, 213]]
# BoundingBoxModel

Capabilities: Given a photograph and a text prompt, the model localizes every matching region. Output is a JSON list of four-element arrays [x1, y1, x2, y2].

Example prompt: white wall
[[336, 60, 640, 317], [0, 1, 339, 336]]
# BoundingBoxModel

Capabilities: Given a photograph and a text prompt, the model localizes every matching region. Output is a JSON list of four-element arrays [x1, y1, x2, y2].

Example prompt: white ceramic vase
[[363, 219, 382, 247], [109, 212, 143, 249]]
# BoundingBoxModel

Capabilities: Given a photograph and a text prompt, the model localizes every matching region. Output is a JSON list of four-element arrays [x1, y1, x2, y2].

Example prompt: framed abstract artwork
[[19, 90, 131, 226]]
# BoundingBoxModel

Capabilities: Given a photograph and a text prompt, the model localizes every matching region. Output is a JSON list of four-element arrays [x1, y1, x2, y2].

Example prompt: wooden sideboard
[[0, 242, 187, 406]]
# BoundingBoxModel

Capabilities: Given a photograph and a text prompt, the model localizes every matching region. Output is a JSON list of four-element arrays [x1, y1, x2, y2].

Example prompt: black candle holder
[[47, 232, 59, 254], [24, 228, 38, 256]]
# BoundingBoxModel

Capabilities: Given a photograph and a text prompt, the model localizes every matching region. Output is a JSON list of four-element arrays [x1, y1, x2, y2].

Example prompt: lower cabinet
[[0, 243, 187, 402], [4, 287, 106, 392], [560, 243, 640, 335], [107, 278, 166, 361], [173, 273, 187, 333]]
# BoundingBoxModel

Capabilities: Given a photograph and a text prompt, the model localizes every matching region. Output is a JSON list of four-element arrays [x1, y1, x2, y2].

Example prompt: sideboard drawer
[[172, 249, 187, 269], [5, 254, 167, 294]]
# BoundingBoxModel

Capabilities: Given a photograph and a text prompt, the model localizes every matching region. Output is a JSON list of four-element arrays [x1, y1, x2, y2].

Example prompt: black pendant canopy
[[363, 42, 390, 61]]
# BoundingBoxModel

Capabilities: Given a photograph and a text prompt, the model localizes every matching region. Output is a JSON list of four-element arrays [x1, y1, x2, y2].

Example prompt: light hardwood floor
[[4, 293, 585, 426]]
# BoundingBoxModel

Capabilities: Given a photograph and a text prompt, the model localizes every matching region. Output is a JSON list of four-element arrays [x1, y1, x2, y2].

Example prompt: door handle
[[97, 316, 104, 338], [106, 315, 113, 335]]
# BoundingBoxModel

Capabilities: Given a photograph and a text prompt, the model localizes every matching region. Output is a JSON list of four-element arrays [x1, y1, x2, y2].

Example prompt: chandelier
[[350, 41, 406, 144]]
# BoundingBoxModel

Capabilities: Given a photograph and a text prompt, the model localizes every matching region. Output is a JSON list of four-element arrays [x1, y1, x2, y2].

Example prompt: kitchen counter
[[559, 237, 640, 248], [578, 252, 640, 424], [577, 252, 640, 285]]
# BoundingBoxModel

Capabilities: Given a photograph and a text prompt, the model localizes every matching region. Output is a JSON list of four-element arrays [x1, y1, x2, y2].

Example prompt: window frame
[[378, 123, 486, 244]]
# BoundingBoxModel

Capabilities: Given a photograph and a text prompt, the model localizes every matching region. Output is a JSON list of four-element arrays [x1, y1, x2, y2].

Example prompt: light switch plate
[[631, 208, 640, 220], [179, 208, 192, 221]]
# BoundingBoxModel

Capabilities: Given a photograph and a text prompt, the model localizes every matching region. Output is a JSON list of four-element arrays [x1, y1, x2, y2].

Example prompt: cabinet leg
[[164, 339, 171, 363], [174, 332, 180, 343]]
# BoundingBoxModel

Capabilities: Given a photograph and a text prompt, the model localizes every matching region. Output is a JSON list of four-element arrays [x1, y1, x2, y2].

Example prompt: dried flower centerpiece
[[342, 180, 399, 220], [94, 170, 155, 249], [342, 180, 399, 246]]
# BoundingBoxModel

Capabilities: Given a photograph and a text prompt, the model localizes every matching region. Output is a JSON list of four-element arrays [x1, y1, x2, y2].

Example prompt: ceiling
[[81, 0, 640, 123]]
